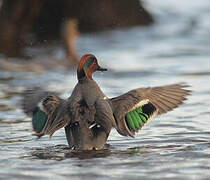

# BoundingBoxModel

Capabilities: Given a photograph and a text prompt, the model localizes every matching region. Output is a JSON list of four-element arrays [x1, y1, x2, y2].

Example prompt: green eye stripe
[[83, 57, 95, 71]]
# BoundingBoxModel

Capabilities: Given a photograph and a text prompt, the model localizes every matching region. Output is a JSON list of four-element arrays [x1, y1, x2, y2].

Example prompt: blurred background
[[0, 0, 210, 179], [0, 0, 152, 69]]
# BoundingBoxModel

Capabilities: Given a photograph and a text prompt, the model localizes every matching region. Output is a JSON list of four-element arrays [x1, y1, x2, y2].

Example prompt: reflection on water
[[1, 0, 210, 179], [28, 145, 111, 160]]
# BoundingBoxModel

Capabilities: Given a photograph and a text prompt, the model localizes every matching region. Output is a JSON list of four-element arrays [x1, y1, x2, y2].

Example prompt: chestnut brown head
[[77, 54, 107, 80]]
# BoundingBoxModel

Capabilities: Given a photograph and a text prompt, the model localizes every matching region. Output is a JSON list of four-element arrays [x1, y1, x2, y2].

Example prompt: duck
[[22, 54, 191, 150]]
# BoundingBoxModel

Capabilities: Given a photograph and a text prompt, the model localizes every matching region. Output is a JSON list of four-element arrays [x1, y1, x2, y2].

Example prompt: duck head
[[77, 54, 107, 80]]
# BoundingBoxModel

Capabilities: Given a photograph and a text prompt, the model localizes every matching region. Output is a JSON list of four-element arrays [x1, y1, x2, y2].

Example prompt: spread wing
[[22, 88, 71, 137], [110, 83, 191, 137]]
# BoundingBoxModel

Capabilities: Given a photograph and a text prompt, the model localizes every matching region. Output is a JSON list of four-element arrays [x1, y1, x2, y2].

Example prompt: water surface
[[0, 0, 210, 179]]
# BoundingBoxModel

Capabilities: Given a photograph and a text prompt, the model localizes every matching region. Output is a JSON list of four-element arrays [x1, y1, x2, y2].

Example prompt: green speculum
[[125, 107, 150, 131], [32, 107, 48, 133]]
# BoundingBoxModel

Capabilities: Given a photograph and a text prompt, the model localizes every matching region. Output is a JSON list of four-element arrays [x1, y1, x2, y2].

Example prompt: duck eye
[[87, 56, 96, 64]]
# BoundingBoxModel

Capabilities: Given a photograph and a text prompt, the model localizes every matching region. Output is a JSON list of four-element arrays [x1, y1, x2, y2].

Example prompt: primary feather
[[111, 83, 191, 137]]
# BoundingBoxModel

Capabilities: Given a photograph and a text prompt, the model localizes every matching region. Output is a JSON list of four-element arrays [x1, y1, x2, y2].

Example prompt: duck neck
[[77, 68, 93, 82]]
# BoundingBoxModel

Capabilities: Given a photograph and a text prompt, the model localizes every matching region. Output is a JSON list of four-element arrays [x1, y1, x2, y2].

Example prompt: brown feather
[[22, 87, 53, 116], [22, 88, 71, 137], [110, 83, 191, 137]]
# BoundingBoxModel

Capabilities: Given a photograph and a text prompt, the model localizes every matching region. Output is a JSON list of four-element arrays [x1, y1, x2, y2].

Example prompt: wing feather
[[110, 83, 191, 137], [22, 88, 70, 137]]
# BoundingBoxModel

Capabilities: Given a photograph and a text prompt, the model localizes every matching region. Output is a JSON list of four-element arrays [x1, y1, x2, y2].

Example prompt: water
[[1, 0, 210, 179]]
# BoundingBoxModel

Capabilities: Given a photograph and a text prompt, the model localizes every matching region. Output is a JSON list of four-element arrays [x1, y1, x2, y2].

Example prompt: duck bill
[[97, 66, 108, 72]]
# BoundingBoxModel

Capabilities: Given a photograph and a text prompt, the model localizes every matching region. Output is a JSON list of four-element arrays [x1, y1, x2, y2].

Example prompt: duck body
[[64, 78, 115, 150], [22, 54, 191, 150]]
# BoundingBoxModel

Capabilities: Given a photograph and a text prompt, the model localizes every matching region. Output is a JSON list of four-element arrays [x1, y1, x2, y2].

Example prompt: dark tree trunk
[[0, 0, 153, 58], [69, 0, 153, 32], [0, 0, 42, 57]]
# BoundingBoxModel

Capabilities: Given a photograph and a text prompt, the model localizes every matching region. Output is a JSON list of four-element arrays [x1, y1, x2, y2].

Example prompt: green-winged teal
[[22, 54, 191, 150]]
